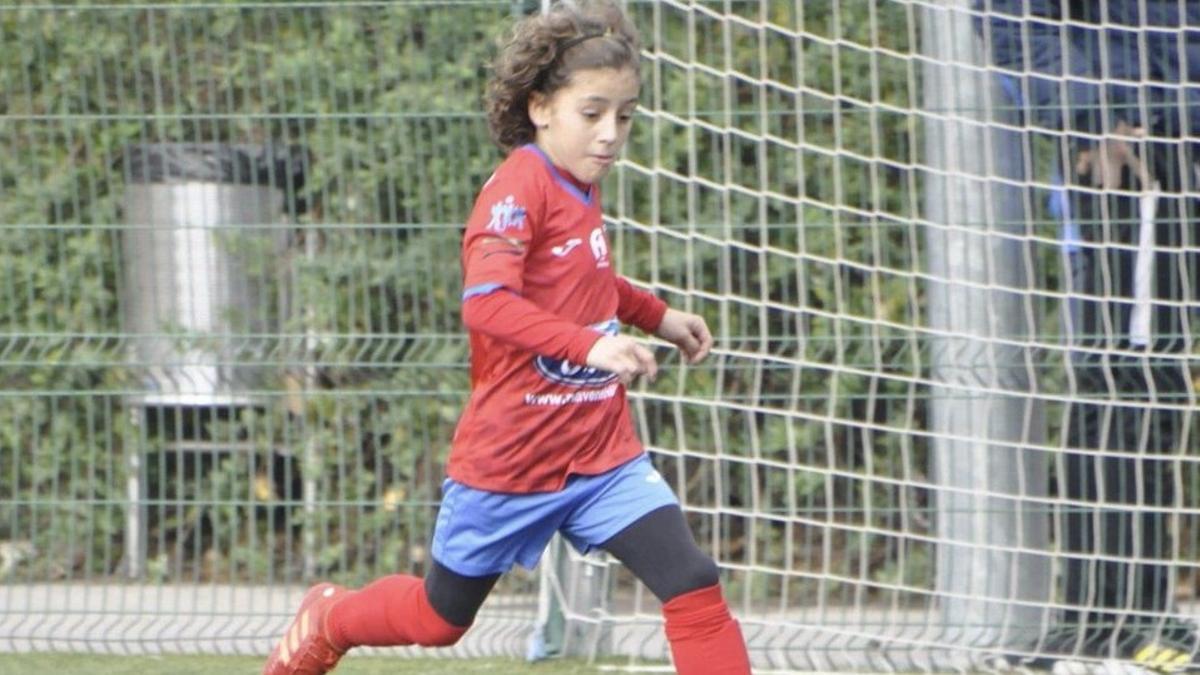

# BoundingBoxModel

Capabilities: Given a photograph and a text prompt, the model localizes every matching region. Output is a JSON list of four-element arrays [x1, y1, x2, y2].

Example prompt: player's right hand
[[585, 335, 657, 386]]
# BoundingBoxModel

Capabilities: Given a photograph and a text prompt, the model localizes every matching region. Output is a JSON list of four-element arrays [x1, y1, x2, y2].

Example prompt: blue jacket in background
[[974, 0, 1200, 140]]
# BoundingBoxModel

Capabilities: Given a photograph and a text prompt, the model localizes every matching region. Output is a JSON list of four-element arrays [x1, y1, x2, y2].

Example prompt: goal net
[[570, 0, 1200, 671]]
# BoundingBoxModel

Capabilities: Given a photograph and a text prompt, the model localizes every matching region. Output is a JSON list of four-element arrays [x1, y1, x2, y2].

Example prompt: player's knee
[[414, 621, 468, 648], [664, 555, 720, 600]]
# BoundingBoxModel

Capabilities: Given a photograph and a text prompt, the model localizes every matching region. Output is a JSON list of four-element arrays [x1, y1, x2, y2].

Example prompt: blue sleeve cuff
[[462, 283, 505, 300]]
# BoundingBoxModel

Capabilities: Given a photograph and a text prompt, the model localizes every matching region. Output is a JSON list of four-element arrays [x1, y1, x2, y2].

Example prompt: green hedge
[[1, 1, 963, 596]]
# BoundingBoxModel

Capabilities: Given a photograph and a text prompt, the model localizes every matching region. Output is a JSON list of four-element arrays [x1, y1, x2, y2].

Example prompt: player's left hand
[[654, 308, 713, 364]]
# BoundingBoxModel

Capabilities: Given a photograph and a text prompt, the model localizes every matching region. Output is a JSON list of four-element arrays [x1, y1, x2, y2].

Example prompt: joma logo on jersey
[[551, 238, 582, 257], [486, 195, 526, 233]]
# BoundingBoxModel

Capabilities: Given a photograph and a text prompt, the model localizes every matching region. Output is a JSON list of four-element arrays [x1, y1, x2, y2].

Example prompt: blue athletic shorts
[[430, 453, 679, 577]]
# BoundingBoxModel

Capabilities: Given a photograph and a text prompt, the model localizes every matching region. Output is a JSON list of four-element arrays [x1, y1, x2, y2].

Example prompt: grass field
[[0, 654, 617, 675]]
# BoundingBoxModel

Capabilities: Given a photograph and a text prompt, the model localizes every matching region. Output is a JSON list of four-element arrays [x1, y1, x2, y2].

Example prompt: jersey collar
[[521, 144, 595, 206]]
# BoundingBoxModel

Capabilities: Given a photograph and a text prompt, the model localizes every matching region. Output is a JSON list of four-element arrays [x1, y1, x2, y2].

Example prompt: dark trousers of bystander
[[1061, 138, 1197, 647]]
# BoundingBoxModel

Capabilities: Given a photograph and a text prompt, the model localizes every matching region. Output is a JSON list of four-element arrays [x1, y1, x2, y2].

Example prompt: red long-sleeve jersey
[[448, 144, 666, 493]]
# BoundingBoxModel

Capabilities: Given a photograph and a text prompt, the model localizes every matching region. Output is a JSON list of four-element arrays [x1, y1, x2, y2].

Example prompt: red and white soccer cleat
[[263, 583, 350, 675]]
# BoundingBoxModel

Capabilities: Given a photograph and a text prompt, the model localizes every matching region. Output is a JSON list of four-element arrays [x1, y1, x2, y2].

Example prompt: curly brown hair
[[485, 0, 641, 153]]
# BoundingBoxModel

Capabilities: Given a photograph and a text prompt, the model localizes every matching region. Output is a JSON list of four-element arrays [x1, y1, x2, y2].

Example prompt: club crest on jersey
[[486, 195, 526, 233], [533, 318, 620, 387], [589, 227, 610, 268]]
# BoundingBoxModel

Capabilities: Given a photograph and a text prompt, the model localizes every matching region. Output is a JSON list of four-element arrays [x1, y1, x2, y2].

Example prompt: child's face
[[529, 66, 640, 184]]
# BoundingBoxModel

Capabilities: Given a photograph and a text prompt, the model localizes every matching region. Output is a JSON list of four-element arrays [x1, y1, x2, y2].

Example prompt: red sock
[[662, 584, 751, 675], [325, 574, 467, 650]]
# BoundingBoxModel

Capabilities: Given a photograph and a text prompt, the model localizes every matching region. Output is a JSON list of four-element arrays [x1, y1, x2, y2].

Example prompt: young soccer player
[[262, 2, 752, 673]]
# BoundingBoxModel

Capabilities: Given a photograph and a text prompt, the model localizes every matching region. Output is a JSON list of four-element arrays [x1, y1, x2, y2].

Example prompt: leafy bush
[[1, 1, 956, 595]]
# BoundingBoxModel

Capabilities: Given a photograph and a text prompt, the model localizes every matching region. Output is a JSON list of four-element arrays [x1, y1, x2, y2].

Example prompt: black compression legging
[[424, 504, 718, 626], [598, 504, 720, 602]]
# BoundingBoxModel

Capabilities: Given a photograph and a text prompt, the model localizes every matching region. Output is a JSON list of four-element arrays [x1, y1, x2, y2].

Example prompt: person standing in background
[[975, 1, 1200, 670]]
